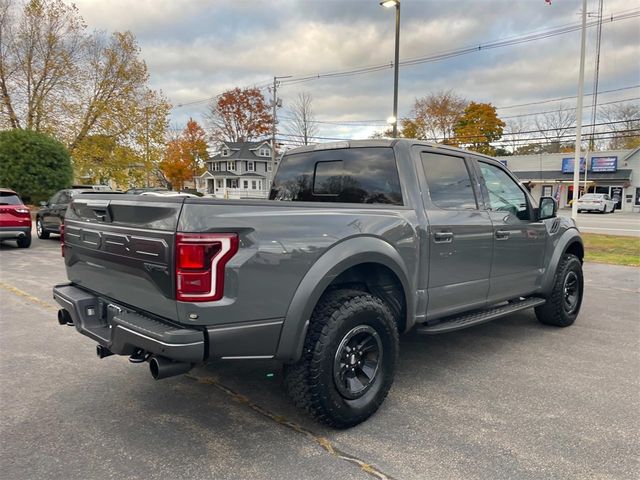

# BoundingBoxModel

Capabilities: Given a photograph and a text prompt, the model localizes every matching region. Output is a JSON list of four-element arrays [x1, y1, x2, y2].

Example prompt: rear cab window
[[270, 147, 403, 205], [0, 192, 23, 205]]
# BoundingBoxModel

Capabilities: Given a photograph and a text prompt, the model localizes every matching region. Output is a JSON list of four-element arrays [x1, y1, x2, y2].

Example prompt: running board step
[[416, 297, 546, 335]]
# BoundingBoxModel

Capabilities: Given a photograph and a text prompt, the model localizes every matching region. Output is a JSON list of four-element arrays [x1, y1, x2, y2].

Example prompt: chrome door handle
[[434, 232, 454, 243], [495, 230, 510, 240]]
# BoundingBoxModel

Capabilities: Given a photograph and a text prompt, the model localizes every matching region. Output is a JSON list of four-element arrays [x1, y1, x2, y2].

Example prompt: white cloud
[[71, 0, 640, 137]]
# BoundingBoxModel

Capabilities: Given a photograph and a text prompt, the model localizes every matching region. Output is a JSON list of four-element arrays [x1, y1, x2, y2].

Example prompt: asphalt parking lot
[[1, 233, 639, 480]]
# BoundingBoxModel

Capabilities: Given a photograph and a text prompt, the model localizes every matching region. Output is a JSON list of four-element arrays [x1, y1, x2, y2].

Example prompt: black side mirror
[[538, 196, 557, 220]]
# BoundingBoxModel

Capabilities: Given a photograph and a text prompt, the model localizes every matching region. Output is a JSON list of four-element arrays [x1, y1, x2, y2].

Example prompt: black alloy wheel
[[333, 325, 382, 400]]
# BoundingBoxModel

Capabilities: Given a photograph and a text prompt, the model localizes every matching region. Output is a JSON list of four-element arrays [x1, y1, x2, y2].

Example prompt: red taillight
[[175, 233, 238, 302], [60, 223, 65, 257]]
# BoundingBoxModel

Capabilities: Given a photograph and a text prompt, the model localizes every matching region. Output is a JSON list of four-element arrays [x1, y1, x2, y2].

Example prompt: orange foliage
[[160, 118, 208, 190], [207, 87, 272, 142]]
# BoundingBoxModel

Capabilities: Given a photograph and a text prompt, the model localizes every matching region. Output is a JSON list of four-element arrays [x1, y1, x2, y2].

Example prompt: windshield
[[0, 192, 23, 205], [580, 194, 601, 200]]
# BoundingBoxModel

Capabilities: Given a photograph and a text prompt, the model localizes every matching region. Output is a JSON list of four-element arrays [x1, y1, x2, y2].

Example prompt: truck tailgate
[[63, 195, 183, 321]]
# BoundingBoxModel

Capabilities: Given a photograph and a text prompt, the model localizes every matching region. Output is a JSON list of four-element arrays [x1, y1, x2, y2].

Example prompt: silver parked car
[[576, 193, 616, 213]]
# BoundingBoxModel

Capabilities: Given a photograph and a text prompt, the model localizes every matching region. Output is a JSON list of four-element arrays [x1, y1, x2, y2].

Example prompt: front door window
[[478, 162, 530, 220]]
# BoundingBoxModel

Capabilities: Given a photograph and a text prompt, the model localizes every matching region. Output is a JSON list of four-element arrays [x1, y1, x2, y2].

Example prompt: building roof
[[208, 141, 272, 161], [239, 172, 265, 178], [512, 169, 632, 182]]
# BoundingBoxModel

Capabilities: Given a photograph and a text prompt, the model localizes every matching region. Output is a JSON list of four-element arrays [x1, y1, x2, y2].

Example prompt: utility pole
[[571, 0, 588, 221], [269, 75, 291, 190], [585, 0, 604, 195]]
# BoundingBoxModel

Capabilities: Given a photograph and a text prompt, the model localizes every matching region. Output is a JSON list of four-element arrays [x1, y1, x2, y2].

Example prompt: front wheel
[[283, 289, 399, 428], [535, 253, 583, 327], [36, 218, 49, 239]]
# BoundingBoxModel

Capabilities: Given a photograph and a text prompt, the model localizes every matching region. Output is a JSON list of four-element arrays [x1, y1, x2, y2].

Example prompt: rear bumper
[[53, 284, 205, 363], [0, 226, 31, 239], [577, 203, 605, 211]]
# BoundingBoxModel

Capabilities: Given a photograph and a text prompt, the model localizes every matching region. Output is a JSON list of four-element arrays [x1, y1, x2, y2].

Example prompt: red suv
[[0, 188, 32, 248]]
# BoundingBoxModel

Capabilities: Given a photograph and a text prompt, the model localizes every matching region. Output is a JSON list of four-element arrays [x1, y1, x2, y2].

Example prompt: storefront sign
[[590, 156, 617, 172], [562, 157, 585, 173]]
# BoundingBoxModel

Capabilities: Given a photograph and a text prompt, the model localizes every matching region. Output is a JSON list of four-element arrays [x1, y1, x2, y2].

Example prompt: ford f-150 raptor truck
[[53, 139, 584, 428]]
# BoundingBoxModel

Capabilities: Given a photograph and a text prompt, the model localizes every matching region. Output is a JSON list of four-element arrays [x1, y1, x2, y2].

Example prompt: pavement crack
[[186, 373, 397, 480]]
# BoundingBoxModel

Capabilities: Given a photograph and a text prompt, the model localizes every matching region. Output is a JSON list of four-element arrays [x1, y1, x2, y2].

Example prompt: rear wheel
[[283, 289, 399, 428], [16, 235, 31, 248], [36, 218, 49, 239], [535, 253, 583, 327]]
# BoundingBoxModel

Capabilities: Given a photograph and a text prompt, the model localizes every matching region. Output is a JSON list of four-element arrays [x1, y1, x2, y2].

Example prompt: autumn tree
[[206, 87, 273, 142], [160, 118, 208, 190], [452, 102, 505, 156], [401, 91, 467, 142], [0, 0, 170, 186], [287, 92, 318, 146]]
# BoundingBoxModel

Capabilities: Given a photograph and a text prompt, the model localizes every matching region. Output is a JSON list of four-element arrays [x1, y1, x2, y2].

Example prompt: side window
[[49, 192, 62, 204], [420, 152, 477, 210], [479, 162, 529, 219]]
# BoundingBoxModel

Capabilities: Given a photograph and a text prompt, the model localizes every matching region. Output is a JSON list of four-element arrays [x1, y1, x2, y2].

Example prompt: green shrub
[[0, 129, 73, 203]]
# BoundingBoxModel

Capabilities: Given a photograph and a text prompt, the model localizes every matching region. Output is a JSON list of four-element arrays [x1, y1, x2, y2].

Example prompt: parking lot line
[[0, 277, 394, 480], [0, 281, 57, 312], [188, 373, 396, 480]]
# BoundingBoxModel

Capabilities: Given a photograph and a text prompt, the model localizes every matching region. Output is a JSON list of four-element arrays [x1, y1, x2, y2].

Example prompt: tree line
[[1, 0, 637, 200]]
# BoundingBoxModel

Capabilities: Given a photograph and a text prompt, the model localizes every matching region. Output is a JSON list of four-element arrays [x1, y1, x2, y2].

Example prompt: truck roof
[[284, 138, 498, 161]]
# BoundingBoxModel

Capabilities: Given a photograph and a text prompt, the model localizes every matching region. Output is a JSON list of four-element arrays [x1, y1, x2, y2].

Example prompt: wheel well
[[325, 263, 407, 333], [565, 241, 584, 263]]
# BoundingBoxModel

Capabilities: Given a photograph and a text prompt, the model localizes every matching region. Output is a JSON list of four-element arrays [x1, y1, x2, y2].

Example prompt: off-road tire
[[535, 253, 583, 327], [36, 218, 49, 239], [16, 235, 31, 248], [283, 289, 399, 428]]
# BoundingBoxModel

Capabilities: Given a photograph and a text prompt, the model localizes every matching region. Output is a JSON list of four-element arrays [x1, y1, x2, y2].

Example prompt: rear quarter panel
[[176, 200, 419, 328]]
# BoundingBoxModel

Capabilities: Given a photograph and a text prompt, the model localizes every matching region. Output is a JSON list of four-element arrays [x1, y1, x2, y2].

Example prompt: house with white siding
[[195, 141, 277, 198]]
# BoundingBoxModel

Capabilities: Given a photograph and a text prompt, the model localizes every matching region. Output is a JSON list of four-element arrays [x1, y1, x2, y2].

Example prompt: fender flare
[[275, 236, 412, 363], [540, 228, 584, 295]]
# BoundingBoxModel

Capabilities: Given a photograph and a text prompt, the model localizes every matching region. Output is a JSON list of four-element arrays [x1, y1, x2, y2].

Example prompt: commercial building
[[497, 147, 640, 212]]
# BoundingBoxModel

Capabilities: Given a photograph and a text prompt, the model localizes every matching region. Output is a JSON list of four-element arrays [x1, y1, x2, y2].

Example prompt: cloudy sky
[[73, 0, 639, 143]]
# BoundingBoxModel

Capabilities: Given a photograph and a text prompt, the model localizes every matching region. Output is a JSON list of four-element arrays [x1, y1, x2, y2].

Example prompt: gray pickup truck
[[53, 139, 584, 428]]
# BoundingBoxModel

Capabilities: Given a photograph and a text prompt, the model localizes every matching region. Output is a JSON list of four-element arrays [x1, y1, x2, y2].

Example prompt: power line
[[173, 80, 273, 108], [276, 95, 639, 127], [278, 10, 639, 87], [276, 123, 640, 144], [172, 9, 638, 110], [497, 85, 639, 110]]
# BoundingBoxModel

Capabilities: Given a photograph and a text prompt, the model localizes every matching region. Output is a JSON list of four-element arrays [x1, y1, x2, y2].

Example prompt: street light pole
[[381, 0, 401, 137]]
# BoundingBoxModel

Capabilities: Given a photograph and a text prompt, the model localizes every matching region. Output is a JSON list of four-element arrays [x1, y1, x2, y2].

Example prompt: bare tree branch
[[287, 92, 318, 146]]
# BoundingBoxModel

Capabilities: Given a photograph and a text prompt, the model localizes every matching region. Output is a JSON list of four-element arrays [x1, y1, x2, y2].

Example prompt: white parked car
[[576, 193, 616, 213]]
